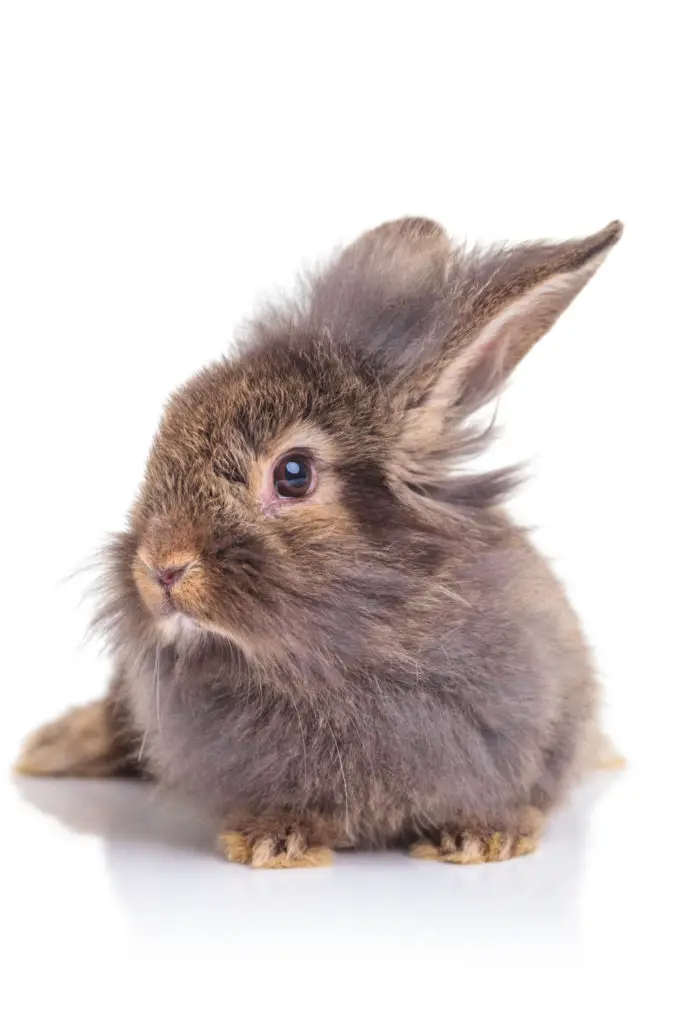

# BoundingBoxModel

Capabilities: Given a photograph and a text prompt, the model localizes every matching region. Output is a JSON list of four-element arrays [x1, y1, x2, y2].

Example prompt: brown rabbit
[[16, 217, 624, 868]]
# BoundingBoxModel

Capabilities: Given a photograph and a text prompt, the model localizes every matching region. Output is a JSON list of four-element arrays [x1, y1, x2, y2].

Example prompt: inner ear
[[394, 220, 623, 470], [453, 255, 611, 412]]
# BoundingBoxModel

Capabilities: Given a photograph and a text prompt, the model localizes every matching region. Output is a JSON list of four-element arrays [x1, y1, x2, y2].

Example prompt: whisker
[[327, 719, 350, 837], [154, 642, 162, 734], [138, 641, 161, 760], [137, 726, 149, 762], [290, 694, 308, 791]]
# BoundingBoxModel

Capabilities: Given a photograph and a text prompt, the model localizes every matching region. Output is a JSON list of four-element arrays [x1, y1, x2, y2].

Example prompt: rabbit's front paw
[[410, 807, 544, 865], [218, 820, 333, 869]]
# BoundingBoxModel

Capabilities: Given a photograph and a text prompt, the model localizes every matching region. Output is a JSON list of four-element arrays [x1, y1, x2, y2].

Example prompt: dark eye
[[273, 453, 316, 499]]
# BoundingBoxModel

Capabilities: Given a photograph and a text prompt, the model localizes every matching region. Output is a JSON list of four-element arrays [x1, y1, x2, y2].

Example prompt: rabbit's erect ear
[[329, 217, 450, 284], [309, 217, 451, 358], [395, 221, 623, 472]]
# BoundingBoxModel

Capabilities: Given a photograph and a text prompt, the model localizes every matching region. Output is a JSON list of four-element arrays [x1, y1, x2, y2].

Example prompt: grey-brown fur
[[18, 217, 623, 860]]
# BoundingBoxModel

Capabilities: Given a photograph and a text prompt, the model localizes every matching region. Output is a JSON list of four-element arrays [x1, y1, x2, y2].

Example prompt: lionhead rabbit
[[17, 217, 623, 868]]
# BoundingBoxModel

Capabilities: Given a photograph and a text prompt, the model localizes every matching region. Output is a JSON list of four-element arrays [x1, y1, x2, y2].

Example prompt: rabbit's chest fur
[[131, 656, 499, 841]]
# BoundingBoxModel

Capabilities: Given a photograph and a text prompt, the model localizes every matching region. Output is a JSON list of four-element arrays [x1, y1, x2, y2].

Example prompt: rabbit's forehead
[[160, 355, 380, 465], [161, 389, 339, 466]]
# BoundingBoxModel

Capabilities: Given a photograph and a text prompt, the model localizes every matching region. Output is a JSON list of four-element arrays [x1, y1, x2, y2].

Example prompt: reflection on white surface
[[13, 773, 607, 950], [4, 747, 676, 1019]]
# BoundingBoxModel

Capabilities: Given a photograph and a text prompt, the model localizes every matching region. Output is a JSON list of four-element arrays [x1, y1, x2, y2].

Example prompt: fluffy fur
[[17, 216, 623, 866]]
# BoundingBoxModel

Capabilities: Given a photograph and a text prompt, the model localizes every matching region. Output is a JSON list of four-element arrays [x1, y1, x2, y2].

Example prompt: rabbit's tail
[[583, 719, 626, 772]]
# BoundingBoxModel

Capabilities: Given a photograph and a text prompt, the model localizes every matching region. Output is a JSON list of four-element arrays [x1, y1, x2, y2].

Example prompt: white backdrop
[[0, 1, 680, 1018]]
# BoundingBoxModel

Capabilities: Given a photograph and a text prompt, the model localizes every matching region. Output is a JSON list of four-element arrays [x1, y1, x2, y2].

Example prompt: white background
[[0, 2, 680, 1019]]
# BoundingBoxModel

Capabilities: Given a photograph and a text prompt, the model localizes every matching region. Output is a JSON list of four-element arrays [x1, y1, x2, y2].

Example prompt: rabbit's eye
[[273, 453, 316, 499]]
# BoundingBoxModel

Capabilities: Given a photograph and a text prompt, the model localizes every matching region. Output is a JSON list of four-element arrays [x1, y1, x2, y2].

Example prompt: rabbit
[[16, 216, 625, 868]]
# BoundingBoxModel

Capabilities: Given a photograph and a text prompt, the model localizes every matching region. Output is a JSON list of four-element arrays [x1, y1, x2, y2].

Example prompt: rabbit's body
[[121, 520, 596, 848], [18, 216, 621, 866]]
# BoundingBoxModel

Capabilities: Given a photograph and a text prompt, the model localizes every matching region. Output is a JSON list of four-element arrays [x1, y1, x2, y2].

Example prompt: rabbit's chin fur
[[18, 216, 623, 862], [154, 612, 202, 646]]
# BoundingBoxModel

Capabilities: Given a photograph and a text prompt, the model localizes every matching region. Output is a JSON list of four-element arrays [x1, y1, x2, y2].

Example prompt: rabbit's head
[[107, 218, 621, 675]]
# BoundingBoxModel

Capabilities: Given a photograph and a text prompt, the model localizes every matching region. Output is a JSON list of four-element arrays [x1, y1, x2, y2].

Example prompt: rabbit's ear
[[329, 217, 450, 283], [395, 221, 623, 472], [308, 217, 451, 356]]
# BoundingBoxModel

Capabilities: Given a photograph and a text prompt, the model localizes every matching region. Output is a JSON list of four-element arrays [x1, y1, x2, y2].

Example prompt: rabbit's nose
[[155, 563, 190, 589]]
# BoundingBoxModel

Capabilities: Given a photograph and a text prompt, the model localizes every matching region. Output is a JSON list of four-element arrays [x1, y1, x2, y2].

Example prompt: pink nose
[[155, 564, 189, 589]]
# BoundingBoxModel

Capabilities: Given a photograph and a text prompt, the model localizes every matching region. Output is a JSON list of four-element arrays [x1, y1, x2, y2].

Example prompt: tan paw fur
[[15, 702, 116, 778], [411, 809, 543, 865], [218, 828, 333, 869]]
